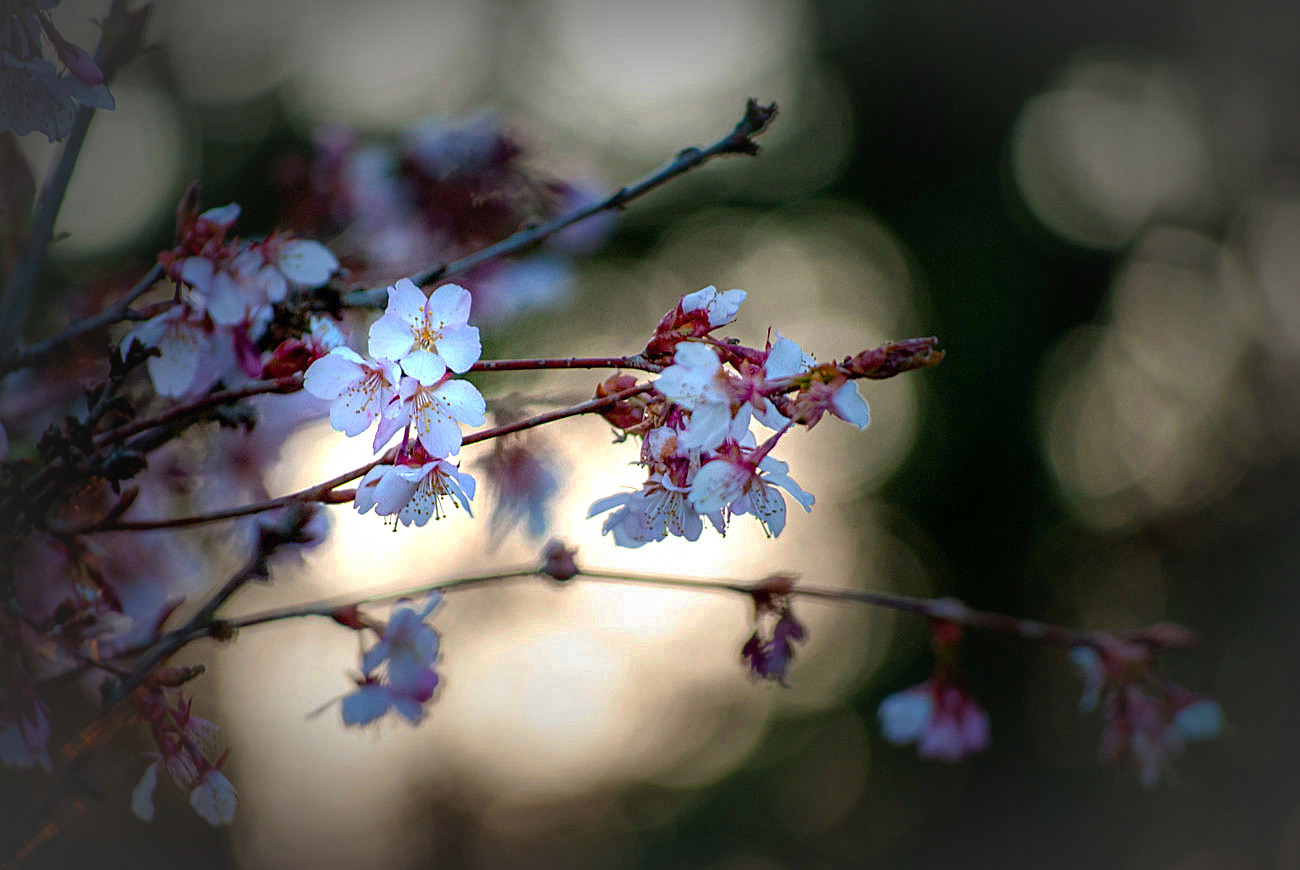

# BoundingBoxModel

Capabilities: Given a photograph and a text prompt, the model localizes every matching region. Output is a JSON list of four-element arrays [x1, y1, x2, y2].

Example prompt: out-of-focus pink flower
[[341, 592, 444, 727], [878, 679, 991, 762]]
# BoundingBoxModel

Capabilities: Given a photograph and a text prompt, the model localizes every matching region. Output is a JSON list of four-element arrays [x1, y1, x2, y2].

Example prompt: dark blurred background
[[11, 0, 1300, 867]]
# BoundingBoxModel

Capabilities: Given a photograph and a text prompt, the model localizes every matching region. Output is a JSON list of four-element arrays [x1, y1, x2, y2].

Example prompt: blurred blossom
[[276, 112, 612, 324], [0, 0, 113, 141]]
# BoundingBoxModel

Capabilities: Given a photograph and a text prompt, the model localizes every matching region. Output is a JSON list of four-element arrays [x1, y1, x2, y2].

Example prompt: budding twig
[[340, 99, 779, 309]]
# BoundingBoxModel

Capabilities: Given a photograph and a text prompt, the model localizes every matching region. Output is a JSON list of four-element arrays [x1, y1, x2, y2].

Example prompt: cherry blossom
[[368, 280, 481, 385], [380, 374, 486, 458], [689, 453, 813, 538], [878, 680, 991, 762], [588, 473, 714, 547], [121, 303, 220, 398], [0, 666, 52, 772], [655, 341, 738, 451], [353, 452, 476, 527], [303, 347, 401, 442]]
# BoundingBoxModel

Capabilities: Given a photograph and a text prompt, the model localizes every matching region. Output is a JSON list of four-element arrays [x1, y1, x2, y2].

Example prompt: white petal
[[205, 271, 246, 326], [277, 240, 338, 287], [385, 278, 428, 327], [588, 492, 631, 518], [255, 264, 288, 303], [131, 761, 160, 822], [749, 482, 788, 536], [148, 325, 203, 397], [434, 324, 481, 374], [763, 334, 806, 379], [303, 348, 364, 399], [353, 466, 388, 515], [341, 684, 392, 726], [831, 382, 870, 428], [374, 468, 421, 516], [200, 204, 241, 227], [1174, 700, 1224, 741], [689, 460, 749, 513], [400, 349, 447, 386], [189, 771, 237, 826], [368, 313, 415, 361], [678, 402, 732, 452], [435, 378, 487, 426], [426, 283, 473, 328], [179, 257, 214, 293]]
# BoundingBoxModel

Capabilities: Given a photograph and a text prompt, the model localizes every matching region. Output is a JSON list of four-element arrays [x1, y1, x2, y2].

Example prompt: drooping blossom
[[0, 665, 52, 772], [0, 1, 114, 142], [655, 341, 738, 452], [368, 280, 481, 385], [878, 680, 991, 762], [474, 436, 562, 542], [689, 452, 813, 538], [353, 448, 476, 527], [341, 592, 444, 727], [131, 687, 236, 826], [588, 473, 712, 548], [1070, 643, 1224, 786]]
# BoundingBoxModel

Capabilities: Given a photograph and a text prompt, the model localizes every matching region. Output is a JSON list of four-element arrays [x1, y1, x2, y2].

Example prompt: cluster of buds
[[590, 286, 872, 546], [303, 279, 485, 526], [0, 0, 117, 141], [129, 673, 235, 826], [125, 197, 339, 397], [1071, 640, 1223, 786]]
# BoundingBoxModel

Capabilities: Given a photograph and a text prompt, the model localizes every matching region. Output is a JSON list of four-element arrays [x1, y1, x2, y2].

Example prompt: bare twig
[[340, 99, 779, 309], [0, 262, 163, 374]]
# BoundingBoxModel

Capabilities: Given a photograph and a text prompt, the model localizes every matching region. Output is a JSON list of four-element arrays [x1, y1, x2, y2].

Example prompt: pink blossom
[[341, 592, 443, 726], [368, 279, 481, 385], [878, 680, 991, 762], [588, 473, 715, 547], [121, 304, 221, 398], [0, 667, 52, 772], [654, 341, 738, 452]]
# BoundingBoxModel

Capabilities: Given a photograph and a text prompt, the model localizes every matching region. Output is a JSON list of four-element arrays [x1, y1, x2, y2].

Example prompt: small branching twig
[[338, 99, 779, 309]]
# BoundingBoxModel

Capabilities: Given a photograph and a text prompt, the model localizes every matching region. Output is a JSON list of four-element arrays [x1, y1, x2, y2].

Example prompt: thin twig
[[0, 263, 163, 374], [340, 99, 779, 309]]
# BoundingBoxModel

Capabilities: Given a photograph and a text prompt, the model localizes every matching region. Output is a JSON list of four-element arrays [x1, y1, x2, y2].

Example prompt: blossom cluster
[[590, 286, 868, 547], [125, 201, 340, 397], [303, 278, 485, 526], [130, 678, 236, 827], [0, 0, 115, 141]]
